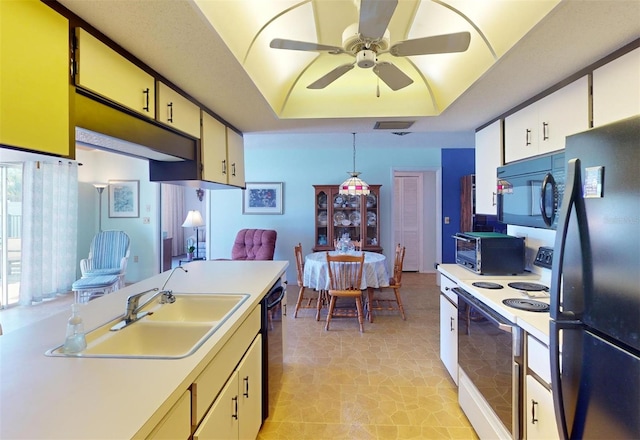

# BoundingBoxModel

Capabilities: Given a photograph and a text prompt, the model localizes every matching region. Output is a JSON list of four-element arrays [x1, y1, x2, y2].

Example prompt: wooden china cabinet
[[313, 184, 382, 253]]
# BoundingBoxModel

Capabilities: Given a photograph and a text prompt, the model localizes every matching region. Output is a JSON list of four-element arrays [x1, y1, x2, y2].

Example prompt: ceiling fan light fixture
[[339, 133, 370, 196]]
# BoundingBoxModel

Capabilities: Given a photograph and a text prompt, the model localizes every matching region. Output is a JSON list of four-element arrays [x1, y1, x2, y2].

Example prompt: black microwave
[[453, 232, 525, 275], [497, 152, 565, 229]]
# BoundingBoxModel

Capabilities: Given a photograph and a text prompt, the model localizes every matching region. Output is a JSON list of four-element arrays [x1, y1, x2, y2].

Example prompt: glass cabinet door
[[313, 184, 381, 252]]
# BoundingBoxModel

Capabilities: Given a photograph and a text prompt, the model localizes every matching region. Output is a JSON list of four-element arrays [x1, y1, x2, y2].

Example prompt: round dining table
[[303, 250, 390, 292]]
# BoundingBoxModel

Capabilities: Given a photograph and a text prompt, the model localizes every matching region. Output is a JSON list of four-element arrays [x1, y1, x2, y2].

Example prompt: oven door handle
[[454, 287, 513, 333]]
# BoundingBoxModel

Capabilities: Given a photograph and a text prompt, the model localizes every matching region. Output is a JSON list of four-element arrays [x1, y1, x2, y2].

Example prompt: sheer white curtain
[[20, 161, 78, 305], [161, 183, 186, 256]]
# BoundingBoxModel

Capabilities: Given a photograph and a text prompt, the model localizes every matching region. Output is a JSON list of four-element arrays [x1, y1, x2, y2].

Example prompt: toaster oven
[[453, 232, 525, 275]]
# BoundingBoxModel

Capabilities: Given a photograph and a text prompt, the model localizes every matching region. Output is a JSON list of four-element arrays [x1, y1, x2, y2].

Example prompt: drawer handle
[[232, 396, 239, 420], [531, 399, 539, 424], [143, 88, 150, 112], [243, 376, 250, 398], [167, 102, 173, 123]]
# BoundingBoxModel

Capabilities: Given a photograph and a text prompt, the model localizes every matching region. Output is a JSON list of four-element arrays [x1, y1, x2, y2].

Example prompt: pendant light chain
[[339, 132, 370, 196]]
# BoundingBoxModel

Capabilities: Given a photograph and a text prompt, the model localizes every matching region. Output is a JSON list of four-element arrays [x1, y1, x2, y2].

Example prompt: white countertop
[[0, 260, 288, 439], [438, 264, 551, 344]]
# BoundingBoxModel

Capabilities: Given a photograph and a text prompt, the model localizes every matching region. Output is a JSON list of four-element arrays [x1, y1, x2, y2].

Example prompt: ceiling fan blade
[[373, 62, 413, 91], [270, 38, 344, 53], [390, 31, 471, 57], [307, 63, 355, 89], [358, 0, 398, 39]]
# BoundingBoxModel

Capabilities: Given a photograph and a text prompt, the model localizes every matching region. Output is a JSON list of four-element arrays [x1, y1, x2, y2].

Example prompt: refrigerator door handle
[[550, 320, 581, 440], [550, 158, 590, 321]]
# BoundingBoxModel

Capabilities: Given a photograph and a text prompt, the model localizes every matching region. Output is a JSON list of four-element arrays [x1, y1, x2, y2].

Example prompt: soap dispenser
[[63, 303, 87, 354]]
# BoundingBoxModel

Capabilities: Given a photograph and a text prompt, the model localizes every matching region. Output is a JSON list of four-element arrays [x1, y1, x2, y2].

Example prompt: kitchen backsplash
[[507, 225, 555, 285]]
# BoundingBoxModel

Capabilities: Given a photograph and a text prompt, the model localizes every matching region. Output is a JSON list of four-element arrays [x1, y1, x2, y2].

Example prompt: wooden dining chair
[[293, 243, 326, 320], [325, 252, 366, 332], [367, 244, 407, 320]]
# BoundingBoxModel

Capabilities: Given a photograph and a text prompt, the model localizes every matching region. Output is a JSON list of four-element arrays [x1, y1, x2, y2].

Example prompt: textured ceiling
[[57, 0, 640, 135]]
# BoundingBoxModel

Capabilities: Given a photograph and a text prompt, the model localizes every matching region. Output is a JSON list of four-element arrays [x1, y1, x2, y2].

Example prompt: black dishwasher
[[260, 281, 285, 422]]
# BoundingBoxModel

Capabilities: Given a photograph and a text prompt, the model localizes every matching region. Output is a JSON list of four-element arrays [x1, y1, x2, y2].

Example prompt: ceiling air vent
[[373, 121, 415, 130]]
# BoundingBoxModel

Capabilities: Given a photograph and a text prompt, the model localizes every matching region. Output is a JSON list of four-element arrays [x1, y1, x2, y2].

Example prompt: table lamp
[[181, 210, 204, 260]]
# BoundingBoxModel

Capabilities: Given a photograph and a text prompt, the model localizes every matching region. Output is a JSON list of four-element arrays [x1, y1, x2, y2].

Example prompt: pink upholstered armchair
[[231, 229, 277, 260]]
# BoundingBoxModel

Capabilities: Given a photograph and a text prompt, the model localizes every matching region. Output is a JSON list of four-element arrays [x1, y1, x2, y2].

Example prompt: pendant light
[[339, 133, 370, 195]]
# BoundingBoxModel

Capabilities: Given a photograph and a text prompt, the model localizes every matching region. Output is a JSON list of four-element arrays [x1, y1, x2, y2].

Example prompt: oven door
[[456, 287, 522, 439]]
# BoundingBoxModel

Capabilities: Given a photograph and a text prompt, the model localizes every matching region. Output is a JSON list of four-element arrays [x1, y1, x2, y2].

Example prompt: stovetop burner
[[472, 282, 504, 289], [508, 282, 549, 292], [502, 298, 550, 312]]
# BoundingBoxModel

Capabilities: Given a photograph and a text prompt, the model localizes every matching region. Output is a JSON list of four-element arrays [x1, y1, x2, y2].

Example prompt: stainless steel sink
[[46, 293, 249, 359]]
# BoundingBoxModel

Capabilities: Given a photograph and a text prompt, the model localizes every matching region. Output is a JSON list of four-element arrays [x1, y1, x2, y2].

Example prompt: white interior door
[[393, 173, 422, 271]]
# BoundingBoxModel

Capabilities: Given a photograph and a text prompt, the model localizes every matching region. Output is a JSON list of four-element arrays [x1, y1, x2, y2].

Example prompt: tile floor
[[258, 272, 478, 439]]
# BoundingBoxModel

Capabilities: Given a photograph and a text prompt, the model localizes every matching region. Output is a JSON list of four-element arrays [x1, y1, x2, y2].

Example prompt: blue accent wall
[[441, 148, 475, 263]]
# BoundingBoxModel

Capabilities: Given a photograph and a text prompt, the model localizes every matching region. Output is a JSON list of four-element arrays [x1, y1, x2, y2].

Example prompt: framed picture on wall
[[243, 182, 284, 215], [108, 180, 140, 218]]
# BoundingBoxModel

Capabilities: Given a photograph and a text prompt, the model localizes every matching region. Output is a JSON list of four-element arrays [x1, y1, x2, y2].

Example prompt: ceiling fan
[[269, 0, 471, 91]]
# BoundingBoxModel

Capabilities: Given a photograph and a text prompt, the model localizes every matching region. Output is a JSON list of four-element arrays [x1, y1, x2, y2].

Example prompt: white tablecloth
[[303, 251, 390, 291]]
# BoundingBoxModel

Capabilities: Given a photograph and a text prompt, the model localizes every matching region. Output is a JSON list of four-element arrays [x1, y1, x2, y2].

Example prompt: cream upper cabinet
[[226, 128, 245, 188], [0, 0, 70, 156], [75, 28, 155, 119], [593, 47, 640, 127], [475, 120, 502, 215], [156, 82, 201, 138], [201, 111, 227, 184], [505, 76, 589, 162]]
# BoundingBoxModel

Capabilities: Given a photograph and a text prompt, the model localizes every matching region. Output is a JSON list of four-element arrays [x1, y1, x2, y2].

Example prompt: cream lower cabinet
[[194, 334, 262, 440], [147, 390, 192, 439], [525, 334, 558, 439], [525, 375, 558, 440], [593, 47, 640, 127], [0, 0, 70, 156], [439, 275, 458, 385]]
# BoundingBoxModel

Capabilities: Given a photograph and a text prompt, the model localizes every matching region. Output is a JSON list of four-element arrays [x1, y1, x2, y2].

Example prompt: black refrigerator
[[550, 115, 640, 439]]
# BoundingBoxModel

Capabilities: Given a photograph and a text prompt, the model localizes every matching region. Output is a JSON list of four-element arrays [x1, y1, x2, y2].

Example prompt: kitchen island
[[0, 260, 288, 439]]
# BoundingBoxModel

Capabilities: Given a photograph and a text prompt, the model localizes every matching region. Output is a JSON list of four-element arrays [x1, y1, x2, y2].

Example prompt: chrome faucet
[[111, 266, 188, 331]]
